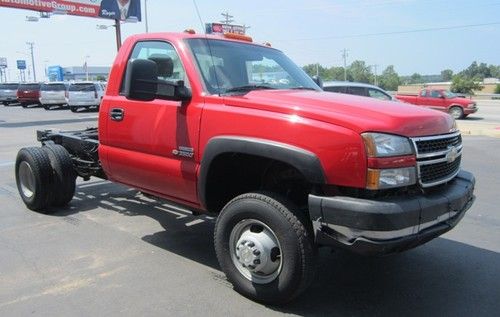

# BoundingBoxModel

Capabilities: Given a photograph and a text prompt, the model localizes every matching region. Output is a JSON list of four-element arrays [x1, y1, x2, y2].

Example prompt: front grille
[[411, 132, 462, 187], [420, 156, 461, 183], [415, 134, 461, 154]]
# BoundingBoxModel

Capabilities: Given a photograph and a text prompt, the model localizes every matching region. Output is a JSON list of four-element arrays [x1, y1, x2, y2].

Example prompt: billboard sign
[[205, 23, 246, 35], [0, 0, 141, 21], [0, 57, 7, 68], [17, 60, 27, 70]]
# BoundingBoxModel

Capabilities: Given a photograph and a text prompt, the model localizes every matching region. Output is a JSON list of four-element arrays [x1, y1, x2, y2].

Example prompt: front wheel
[[450, 106, 464, 119], [214, 192, 316, 304]]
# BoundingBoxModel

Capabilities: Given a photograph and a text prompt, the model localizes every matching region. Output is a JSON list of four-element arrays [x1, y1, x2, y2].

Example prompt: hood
[[224, 90, 455, 137]]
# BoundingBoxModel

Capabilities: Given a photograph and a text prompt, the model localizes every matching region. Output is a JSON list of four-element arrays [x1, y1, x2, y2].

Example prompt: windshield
[[186, 39, 320, 95], [0, 83, 18, 90], [19, 84, 40, 90], [41, 84, 66, 91], [69, 83, 95, 92], [442, 90, 458, 98]]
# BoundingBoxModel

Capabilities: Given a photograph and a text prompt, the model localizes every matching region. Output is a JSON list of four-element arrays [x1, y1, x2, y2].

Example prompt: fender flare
[[198, 136, 326, 210]]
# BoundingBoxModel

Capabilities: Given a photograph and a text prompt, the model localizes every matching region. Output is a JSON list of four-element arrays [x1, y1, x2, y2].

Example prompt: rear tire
[[43, 104, 51, 110], [450, 106, 464, 119], [214, 192, 317, 304], [21, 103, 28, 108], [42, 144, 76, 207], [70, 107, 77, 113], [15, 147, 54, 212]]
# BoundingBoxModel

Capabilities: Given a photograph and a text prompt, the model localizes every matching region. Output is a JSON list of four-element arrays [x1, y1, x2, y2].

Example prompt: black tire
[[15, 147, 54, 212], [21, 103, 28, 108], [42, 144, 76, 207], [43, 104, 51, 110], [70, 107, 77, 113], [450, 106, 464, 119], [214, 192, 317, 304]]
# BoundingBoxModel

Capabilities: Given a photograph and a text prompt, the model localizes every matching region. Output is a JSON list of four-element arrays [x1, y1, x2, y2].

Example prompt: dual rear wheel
[[15, 144, 76, 212]]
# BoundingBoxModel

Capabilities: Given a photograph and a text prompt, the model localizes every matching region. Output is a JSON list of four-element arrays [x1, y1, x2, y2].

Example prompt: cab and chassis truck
[[15, 32, 476, 304]]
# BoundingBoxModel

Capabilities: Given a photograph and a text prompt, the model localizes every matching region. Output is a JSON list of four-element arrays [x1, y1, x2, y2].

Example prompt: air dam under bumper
[[309, 170, 475, 256]]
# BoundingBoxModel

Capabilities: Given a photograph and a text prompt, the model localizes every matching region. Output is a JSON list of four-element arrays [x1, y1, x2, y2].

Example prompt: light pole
[[97, 17, 137, 51], [84, 55, 90, 81], [145, 0, 149, 33], [44, 59, 49, 81], [26, 42, 36, 82]]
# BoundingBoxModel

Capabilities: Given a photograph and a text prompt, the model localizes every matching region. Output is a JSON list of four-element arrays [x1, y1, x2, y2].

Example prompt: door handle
[[110, 108, 124, 121]]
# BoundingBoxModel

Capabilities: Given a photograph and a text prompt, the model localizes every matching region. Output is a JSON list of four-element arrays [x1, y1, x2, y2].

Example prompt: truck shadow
[[51, 180, 500, 316]]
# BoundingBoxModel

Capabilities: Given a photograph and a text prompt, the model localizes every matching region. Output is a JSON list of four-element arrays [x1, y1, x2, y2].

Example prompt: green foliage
[[441, 69, 453, 81], [95, 75, 107, 81], [450, 75, 483, 95], [495, 84, 500, 94], [410, 73, 423, 84], [459, 61, 493, 80], [347, 60, 372, 83], [379, 65, 400, 91]]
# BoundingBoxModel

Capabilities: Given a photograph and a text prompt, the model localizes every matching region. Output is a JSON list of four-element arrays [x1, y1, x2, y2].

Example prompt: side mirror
[[312, 75, 323, 89], [157, 79, 192, 102], [124, 59, 158, 101]]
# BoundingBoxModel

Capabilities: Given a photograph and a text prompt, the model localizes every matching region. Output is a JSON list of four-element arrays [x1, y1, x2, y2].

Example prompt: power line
[[278, 21, 500, 42]]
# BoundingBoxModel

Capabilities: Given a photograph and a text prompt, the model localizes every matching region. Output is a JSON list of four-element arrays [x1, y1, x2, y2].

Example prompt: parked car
[[17, 83, 42, 107], [396, 89, 478, 119], [39, 82, 69, 110], [67, 82, 104, 112], [323, 81, 394, 101], [0, 83, 19, 106]]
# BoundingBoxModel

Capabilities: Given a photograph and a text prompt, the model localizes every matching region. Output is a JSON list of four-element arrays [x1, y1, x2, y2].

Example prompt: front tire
[[214, 192, 316, 304], [450, 106, 464, 119], [15, 147, 54, 212]]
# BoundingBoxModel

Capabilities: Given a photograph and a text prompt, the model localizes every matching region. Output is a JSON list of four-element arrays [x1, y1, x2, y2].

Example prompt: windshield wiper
[[223, 85, 275, 94]]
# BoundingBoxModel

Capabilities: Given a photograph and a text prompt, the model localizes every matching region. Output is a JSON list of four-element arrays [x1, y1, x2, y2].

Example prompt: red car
[[17, 83, 41, 108], [396, 88, 478, 119]]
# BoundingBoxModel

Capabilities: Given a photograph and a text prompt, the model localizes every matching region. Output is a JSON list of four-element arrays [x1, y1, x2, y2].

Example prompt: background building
[[47, 65, 110, 81]]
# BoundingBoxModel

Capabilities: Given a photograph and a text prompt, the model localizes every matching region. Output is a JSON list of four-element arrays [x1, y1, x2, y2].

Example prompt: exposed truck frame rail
[[36, 128, 106, 180]]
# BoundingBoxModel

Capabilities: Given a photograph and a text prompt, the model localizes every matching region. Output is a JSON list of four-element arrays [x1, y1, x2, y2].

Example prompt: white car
[[68, 82, 104, 112], [39, 82, 69, 110]]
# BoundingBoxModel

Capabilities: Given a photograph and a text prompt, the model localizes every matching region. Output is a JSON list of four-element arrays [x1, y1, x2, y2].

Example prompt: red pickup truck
[[14, 32, 475, 304], [396, 88, 478, 119]]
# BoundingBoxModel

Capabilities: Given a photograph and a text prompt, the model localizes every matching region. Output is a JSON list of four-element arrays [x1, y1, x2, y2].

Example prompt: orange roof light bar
[[223, 32, 253, 42]]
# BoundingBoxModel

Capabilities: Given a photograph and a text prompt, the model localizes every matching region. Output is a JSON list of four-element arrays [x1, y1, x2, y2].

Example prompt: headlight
[[467, 103, 475, 108], [361, 133, 413, 157]]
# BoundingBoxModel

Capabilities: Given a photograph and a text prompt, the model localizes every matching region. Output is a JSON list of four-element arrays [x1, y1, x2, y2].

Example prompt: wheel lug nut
[[248, 265, 255, 270], [247, 242, 255, 247], [253, 259, 260, 265], [253, 250, 260, 256]]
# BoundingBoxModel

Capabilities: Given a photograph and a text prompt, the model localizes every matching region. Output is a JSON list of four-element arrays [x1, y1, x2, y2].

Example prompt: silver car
[[323, 81, 394, 101], [0, 83, 19, 106], [40, 82, 69, 110]]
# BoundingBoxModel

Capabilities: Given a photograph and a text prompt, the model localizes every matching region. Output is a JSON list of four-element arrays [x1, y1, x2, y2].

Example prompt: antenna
[[192, 0, 221, 95]]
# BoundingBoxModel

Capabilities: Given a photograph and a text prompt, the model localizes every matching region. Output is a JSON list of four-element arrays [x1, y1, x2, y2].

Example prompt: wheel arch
[[198, 136, 326, 211]]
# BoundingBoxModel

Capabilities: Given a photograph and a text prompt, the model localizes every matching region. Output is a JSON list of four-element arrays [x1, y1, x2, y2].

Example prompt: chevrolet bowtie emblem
[[446, 146, 458, 163]]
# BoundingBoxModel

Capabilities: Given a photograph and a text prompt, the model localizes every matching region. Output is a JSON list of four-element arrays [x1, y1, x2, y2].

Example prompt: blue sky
[[1, 0, 499, 81]]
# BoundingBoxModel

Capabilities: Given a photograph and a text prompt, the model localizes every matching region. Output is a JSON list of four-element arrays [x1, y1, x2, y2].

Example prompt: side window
[[368, 88, 391, 100], [430, 90, 441, 98], [347, 86, 367, 96], [121, 41, 188, 93], [324, 86, 346, 93], [420, 90, 427, 97]]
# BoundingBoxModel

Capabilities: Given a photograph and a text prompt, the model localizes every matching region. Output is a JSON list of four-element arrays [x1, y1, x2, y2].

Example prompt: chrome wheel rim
[[18, 161, 35, 198], [451, 108, 463, 119], [229, 219, 282, 284]]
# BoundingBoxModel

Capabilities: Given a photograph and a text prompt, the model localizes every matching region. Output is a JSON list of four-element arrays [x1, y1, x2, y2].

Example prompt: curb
[[457, 122, 500, 138]]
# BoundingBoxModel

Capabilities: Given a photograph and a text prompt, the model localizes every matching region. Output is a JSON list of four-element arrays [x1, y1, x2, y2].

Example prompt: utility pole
[[371, 64, 379, 86], [220, 11, 234, 25], [341, 48, 349, 81], [26, 42, 36, 82], [115, 19, 122, 51], [144, 0, 149, 33]]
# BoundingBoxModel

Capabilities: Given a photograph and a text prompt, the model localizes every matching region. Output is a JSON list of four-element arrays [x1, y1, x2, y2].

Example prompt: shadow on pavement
[[0, 117, 97, 128], [51, 180, 500, 316]]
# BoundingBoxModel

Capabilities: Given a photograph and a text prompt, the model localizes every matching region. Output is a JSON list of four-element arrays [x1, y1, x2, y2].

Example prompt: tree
[[450, 75, 483, 95], [410, 73, 423, 84], [347, 60, 372, 83], [441, 69, 453, 81], [495, 84, 500, 94], [379, 65, 400, 91], [96, 75, 107, 81]]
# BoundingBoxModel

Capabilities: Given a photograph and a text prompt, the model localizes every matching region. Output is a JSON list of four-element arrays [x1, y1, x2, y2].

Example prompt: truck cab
[[16, 32, 476, 304]]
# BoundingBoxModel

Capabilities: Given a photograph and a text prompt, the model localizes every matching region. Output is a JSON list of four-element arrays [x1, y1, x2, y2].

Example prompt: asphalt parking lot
[[0, 103, 499, 316]]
